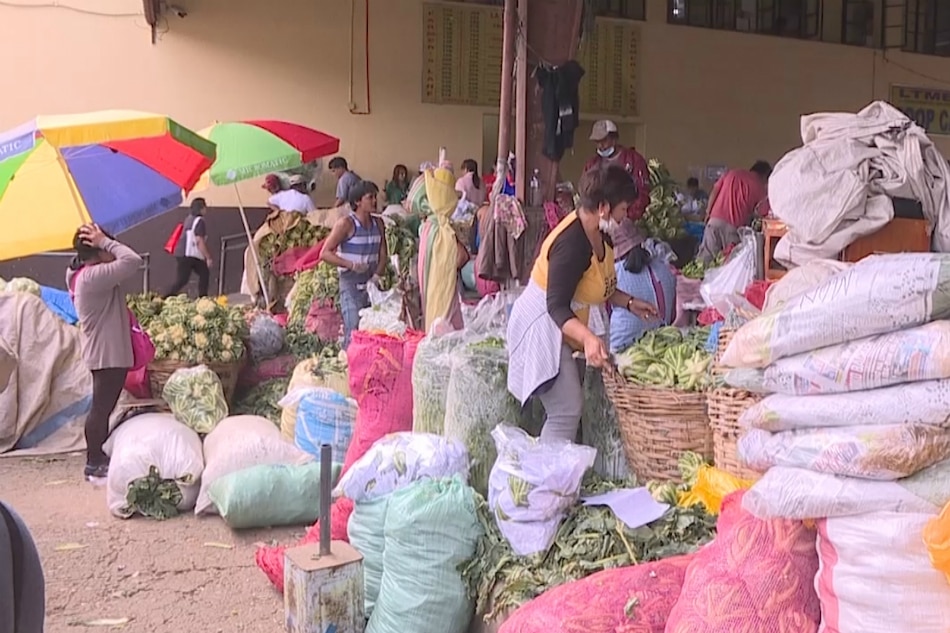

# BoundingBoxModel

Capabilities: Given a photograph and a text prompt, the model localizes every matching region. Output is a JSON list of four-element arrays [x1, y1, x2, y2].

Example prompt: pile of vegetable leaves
[[122, 466, 185, 521], [232, 377, 290, 425], [459, 471, 717, 618]]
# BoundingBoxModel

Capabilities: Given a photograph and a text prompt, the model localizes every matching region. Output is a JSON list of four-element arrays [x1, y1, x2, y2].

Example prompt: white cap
[[589, 120, 618, 141]]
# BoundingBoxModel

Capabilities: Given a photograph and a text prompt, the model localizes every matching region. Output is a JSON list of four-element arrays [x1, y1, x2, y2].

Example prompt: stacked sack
[[721, 253, 950, 633]]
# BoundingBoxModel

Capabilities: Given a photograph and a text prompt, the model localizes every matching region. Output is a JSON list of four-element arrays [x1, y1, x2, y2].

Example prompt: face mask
[[598, 217, 620, 234], [597, 148, 614, 158]]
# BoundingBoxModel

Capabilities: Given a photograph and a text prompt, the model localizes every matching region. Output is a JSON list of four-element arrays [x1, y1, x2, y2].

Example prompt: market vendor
[[507, 165, 658, 442], [696, 161, 771, 264], [418, 164, 470, 331], [264, 174, 316, 214], [583, 120, 650, 221], [609, 234, 676, 353], [319, 180, 388, 348]]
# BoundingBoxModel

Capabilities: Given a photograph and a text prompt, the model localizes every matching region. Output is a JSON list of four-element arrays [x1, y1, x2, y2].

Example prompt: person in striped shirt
[[320, 180, 389, 348]]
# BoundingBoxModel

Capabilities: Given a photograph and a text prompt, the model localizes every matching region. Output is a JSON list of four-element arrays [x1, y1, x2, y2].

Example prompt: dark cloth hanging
[[535, 60, 585, 161]]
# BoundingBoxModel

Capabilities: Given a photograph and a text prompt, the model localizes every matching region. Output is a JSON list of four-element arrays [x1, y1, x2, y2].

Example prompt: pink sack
[[272, 239, 326, 277], [305, 299, 343, 342], [237, 354, 297, 389], [673, 274, 702, 328], [499, 555, 694, 633], [123, 367, 151, 399], [665, 491, 820, 633]]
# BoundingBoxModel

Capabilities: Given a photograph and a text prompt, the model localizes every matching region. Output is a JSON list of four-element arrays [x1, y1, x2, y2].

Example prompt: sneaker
[[83, 463, 109, 479]]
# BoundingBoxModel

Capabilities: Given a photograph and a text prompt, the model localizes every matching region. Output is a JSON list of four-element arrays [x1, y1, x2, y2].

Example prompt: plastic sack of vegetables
[[358, 283, 406, 337], [581, 367, 630, 480], [280, 387, 357, 459], [411, 325, 466, 435], [443, 336, 522, 495], [247, 311, 285, 363], [924, 501, 950, 584], [334, 432, 469, 503], [103, 413, 204, 520], [368, 476, 483, 633], [162, 365, 229, 434], [348, 497, 390, 616], [488, 425, 596, 556], [678, 465, 754, 515], [2, 277, 41, 296], [280, 353, 349, 441], [195, 414, 314, 514], [208, 461, 341, 530]]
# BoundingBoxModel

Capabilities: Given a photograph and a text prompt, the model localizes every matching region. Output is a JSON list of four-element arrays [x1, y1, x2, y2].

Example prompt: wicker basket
[[602, 370, 713, 482], [707, 387, 764, 481], [712, 326, 736, 379], [148, 357, 245, 405]]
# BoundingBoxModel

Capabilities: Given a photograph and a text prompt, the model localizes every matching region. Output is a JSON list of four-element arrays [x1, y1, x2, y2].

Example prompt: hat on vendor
[[287, 174, 304, 186], [589, 119, 619, 142], [612, 218, 645, 261], [262, 173, 281, 192]]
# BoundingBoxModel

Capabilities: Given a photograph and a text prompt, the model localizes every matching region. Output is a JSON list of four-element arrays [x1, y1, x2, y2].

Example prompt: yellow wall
[[3, 0, 950, 204]]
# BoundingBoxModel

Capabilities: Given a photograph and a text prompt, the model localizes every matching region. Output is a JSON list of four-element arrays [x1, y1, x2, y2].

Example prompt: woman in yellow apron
[[507, 165, 658, 441]]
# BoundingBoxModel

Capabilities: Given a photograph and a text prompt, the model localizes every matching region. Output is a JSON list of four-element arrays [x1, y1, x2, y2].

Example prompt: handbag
[[69, 268, 156, 371], [164, 223, 184, 254]]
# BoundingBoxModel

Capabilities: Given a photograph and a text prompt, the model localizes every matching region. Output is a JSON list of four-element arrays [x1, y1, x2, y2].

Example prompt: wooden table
[[762, 216, 931, 280]]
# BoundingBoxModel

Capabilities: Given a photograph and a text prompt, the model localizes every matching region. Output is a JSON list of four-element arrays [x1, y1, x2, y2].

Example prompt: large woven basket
[[708, 326, 763, 480], [602, 370, 713, 483], [148, 356, 245, 405]]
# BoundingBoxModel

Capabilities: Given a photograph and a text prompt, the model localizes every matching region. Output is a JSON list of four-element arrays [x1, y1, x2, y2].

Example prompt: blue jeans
[[339, 271, 371, 349]]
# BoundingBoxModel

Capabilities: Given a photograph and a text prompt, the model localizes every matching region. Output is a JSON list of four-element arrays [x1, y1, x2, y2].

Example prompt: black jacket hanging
[[535, 60, 585, 162]]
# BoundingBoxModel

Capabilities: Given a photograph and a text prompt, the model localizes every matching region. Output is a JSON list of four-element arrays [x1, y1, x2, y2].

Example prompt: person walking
[[507, 165, 658, 442], [66, 224, 143, 479], [319, 180, 388, 348], [164, 198, 212, 298]]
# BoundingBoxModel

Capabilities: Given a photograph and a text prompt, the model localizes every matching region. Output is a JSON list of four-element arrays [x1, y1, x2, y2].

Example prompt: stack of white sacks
[[721, 252, 950, 633]]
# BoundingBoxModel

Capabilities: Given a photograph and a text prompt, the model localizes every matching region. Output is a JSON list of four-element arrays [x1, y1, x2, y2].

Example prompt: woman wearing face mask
[[507, 165, 658, 442]]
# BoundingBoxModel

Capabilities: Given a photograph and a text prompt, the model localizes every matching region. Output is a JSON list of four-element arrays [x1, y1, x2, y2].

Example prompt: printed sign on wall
[[890, 85, 950, 136]]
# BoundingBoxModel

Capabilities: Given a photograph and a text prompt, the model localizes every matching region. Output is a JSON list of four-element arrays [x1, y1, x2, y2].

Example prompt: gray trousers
[[538, 343, 585, 442], [696, 218, 740, 264]]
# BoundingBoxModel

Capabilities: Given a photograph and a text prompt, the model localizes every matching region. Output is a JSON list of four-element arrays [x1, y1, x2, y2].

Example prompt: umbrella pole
[[232, 184, 271, 308]]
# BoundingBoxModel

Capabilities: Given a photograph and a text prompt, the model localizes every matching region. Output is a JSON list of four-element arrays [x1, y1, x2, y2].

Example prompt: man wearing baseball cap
[[263, 173, 316, 214], [583, 120, 650, 222]]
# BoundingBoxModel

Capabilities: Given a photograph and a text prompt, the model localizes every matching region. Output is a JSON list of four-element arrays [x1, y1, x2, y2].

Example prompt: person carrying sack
[[163, 198, 213, 298]]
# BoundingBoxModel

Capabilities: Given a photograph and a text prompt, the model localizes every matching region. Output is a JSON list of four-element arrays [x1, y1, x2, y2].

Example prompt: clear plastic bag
[[333, 431, 468, 503], [162, 365, 229, 435], [488, 425, 596, 556], [700, 228, 756, 316], [358, 282, 406, 337], [411, 328, 466, 434]]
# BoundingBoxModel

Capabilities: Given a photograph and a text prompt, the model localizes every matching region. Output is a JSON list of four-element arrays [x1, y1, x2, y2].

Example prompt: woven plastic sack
[[280, 356, 350, 441], [195, 415, 314, 515], [334, 432, 468, 503], [741, 379, 950, 432], [923, 501, 950, 584], [742, 462, 950, 520], [489, 425, 595, 556], [208, 461, 341, 529], [665, 491, 820, 633], [411, 329, 465, 434], [281, 387, 357, 459], [305, 299, 343, 342], [581, 366, 629, 480], [443, 338, 522, 495], [677, 465, 753, 515], [721, 253, 950, 369], [162, 365, 229, 434], [739, 424, 950, 480], [103, 413, 204, 519], [368, 477, 482, 633], [817, 511, 950, 633], [247, 312, 285, 363], [762, 258, 852, 311], [498, 554, 693, 633], [342, 330, 421, 472], [729, 321, 950, 396], [348, 497, 390, 617]]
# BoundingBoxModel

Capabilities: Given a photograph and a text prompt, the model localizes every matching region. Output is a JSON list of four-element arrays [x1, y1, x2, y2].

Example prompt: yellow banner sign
[[890, 85, 950, 136]]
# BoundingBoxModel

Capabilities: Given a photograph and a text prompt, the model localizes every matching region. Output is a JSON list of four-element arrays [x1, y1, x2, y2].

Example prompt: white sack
[[762, 259, 852, 311], [103, 413, 204, 518], [195, 415, 313, 514]]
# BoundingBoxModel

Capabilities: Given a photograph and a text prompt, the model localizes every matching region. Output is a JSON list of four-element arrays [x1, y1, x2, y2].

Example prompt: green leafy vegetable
[[232, 377, 290, 424], [122, 466, 185, 521]]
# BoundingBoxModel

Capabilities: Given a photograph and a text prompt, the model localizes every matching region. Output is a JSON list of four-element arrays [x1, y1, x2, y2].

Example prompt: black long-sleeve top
[[545, 218, 612, 328]]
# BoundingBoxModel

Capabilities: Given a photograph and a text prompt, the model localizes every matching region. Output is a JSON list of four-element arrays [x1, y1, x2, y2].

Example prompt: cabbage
[[4, 277, 40, 296]]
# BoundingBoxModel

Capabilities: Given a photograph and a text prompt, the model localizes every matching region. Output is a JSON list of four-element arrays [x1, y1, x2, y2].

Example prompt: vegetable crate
[[603, 371, 713, 483], [148, 356, 245, 405]]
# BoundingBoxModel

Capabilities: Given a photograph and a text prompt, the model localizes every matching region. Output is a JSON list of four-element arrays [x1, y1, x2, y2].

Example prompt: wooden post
[[514, 0, 528, 203], [493, 0, 517, 193]]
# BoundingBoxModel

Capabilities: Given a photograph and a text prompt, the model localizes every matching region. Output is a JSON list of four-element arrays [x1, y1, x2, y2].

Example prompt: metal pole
[[142, 253, 151, 292], [319, 443, 332, 556]]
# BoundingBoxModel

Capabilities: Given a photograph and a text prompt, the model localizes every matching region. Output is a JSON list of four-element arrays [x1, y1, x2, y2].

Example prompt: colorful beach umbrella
[[197, 120, 340, 187], [0, 110, 216, 261]]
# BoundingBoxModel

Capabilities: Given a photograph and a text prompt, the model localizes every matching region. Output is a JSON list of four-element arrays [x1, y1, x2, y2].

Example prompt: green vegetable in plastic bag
[[411, 330, 465, 434], [443, 337, 521, 495], [3, 277, 40, 296], [123, 465, 184, 521], [368, 476, 483, 633], [207, 461, 341, 529], [581, 367, 630, 480], [162, 365, 229, 434]]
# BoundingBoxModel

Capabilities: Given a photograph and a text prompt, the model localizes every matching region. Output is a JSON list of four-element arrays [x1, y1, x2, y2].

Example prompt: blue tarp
[[39, 286, 78, 325]]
